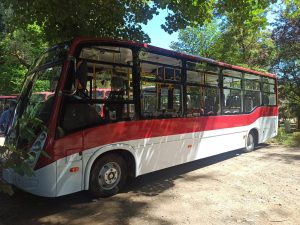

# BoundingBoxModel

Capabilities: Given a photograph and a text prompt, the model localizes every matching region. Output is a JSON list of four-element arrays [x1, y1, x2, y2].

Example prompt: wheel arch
[[84, 144, 137, 190]]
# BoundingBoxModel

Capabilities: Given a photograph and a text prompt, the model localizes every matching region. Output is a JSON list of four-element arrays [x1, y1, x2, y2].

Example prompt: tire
[[89, 154, 127, 197], [244, 132, 255, 152]]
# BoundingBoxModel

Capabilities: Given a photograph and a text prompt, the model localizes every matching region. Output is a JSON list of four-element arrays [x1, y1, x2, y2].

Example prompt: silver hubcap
[[98, 162, 121, 190], [247, 134, 254, 150]]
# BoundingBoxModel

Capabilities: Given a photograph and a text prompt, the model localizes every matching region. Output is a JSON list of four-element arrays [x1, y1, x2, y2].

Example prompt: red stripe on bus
[[83, 106, 278, 149], [36, 106, 277, 169]]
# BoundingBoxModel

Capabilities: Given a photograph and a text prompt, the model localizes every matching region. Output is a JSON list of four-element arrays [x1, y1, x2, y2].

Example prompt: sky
[[142, 9, 178, 49]]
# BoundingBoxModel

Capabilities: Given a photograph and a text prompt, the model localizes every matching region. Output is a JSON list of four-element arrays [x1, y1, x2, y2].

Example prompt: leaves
[[1, 0, 278, 44], [0, 6, 47, 95], [0, 182, 14, 196], [0, 46, 52, 193], [0, 110, 47, 195], [170, 21, 275, 71], [271, 7, 300, 123], [170, 20, 223, 59]]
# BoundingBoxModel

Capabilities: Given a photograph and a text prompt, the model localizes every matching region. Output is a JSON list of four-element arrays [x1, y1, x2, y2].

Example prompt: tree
[[2, 0, 277, 44], [0, 28, 47, 95], [271, 8, 300, 128], [170, 18, 275, 71], [0, 5, 47, 95], [170, 20, 223, 59]]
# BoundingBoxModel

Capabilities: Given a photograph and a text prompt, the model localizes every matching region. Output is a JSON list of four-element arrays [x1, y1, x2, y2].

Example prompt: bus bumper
[[2, 162, 57, 197]]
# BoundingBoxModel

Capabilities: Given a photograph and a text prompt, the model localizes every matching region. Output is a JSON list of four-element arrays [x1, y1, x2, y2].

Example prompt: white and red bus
[[3, 37, 278, 197], [0, 95, 17, 115]]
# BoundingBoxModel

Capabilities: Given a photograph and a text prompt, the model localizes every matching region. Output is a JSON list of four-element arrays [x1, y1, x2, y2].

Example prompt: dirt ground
[[0, 142, 299, 225]]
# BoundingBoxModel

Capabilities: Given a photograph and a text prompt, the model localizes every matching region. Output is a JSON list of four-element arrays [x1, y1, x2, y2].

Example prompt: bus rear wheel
[[244, 132, 255, 152], [89, 153, 127, 197]]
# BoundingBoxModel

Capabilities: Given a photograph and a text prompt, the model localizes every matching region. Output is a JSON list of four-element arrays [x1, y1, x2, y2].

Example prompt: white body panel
[[3, 163, 57, 197], [3, 116, 278, 197]]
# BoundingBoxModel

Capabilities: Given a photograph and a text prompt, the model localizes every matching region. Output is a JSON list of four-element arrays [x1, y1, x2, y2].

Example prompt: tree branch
[[9, 50, 30, 69]]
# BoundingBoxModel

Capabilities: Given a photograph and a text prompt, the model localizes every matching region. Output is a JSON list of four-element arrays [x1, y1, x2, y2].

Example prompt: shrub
[[289, 132, 300, 147], [270, 128, 300, 147]]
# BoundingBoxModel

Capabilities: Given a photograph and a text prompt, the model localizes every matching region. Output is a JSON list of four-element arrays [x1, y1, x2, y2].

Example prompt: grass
[[269, 127, 300, 147]]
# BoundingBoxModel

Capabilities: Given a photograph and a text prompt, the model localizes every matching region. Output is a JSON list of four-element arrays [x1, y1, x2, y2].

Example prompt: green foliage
[[284, 0, 300, 18], [2, 0, 277, 44], [0, 114, 47, 195], [170, 20, 275, 71], [290, 132, 300, 147], [271, 128, 300, 147], [272, 127, 289, 144], [0, 142, 34, 195], [170, 20, 223, 59], [2, 0, 155, 43], [271, 6, 300, 128], [0, 17, 47, 95]]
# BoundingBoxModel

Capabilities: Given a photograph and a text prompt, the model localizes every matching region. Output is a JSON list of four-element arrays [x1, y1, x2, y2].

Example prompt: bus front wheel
[[244, 132, 255, 152], [89, 153, 127, 197]]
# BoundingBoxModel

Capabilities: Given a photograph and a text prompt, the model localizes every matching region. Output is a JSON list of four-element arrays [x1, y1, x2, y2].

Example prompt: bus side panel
[[134, 126, 247, 176], [134, 116, 277, 177], [194, 129, 246, 159], [258, 116, 278, 143], [133, 137, 196, 176]]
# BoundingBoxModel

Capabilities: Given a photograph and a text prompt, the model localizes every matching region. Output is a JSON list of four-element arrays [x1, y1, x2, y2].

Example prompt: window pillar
[[132, 48, 141, 119]]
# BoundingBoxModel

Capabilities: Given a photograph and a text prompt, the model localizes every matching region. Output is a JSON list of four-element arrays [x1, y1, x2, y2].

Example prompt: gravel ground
[[0, 142, 299, 225]]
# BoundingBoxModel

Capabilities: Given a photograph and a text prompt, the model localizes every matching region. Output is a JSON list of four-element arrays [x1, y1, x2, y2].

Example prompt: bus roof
[[70, 37, 276, 79]]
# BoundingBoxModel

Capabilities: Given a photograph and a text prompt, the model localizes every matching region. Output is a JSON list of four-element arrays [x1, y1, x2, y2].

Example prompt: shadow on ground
[[124, 148, 247, 196], [0, 148, 250, 225], [256, 143, 300, 164]]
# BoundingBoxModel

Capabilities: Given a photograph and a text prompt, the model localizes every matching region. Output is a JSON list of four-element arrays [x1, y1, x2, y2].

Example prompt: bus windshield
[[8, 44, 68, 146], [18, 65, 61, 123]]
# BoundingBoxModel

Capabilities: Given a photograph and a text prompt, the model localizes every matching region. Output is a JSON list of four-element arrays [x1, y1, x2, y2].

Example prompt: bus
[[3, 37, 278, 197], [0, 95, 17, 115]]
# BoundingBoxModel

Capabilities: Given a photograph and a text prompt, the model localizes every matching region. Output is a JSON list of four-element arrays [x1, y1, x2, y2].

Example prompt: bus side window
[[141, 83, 182, 119], [77, 46, 135, 123], [186, 86, 204, 117], [139, 51, 183, 119], [204, 87, 220, 116]]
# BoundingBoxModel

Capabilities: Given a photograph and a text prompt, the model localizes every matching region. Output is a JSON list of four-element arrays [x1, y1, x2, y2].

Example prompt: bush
[[289, 132, 300, 147], [271, 128, 300, 147], [272, 127, 288, 144]]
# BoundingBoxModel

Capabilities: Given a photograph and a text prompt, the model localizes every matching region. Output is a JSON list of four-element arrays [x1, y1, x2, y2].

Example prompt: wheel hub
[[98, 162, 121, 190]]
